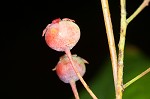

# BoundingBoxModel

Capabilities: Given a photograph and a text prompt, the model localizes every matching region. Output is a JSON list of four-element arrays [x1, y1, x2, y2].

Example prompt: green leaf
[[78, 45, 150, 99]]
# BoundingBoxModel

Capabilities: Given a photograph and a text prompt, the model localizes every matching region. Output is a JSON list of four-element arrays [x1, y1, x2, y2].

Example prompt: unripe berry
[[42, 18, 80, 52], [53, 54, 88, 83]]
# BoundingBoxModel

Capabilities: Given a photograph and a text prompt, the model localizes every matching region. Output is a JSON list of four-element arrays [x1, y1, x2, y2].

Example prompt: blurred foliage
[[72, 45, 150, 99]]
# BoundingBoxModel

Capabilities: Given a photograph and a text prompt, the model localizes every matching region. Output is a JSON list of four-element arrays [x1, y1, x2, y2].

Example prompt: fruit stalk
[[65, 49, 98, 99], [70, 80, 79, 99]]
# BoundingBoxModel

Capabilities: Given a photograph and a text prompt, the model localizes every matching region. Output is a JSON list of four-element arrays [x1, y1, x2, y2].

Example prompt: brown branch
[[100, 0, 118, 93]]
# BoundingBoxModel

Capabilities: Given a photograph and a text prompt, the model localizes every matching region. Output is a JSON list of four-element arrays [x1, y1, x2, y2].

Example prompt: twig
[[117, 0, 127, 99], [117, 0, 150, 98], [127, 0, 150, 24], [123, 67, 150, 89], [100, 0, 118, 93]]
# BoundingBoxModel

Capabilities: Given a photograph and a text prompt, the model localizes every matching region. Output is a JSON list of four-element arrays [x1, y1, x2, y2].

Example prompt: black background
[[2, 0, 150, 99]]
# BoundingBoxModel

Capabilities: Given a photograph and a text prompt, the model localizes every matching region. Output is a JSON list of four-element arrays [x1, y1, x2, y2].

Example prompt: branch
[[127, 0, 150, 24], [117, 0, 127, 98], [100, 0, 118, 93], [123, 67, 150, 89]]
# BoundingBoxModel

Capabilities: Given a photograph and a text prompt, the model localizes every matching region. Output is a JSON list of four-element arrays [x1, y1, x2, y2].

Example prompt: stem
[[127, 0, 150, 24], [117, 0, 127, 99], [70, 80, 80, 99], [65, 49, 98, 99], [123, 67, 150, 89], [100, 0, 118, 93]]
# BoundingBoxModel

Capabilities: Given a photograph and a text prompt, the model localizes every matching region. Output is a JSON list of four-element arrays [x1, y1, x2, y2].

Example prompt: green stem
[[127, 0, 150, 24], [123, 67, 150, 89], [117, 0, 127, 99]]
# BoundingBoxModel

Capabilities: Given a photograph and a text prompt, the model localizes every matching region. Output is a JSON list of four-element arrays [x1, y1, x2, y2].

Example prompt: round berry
[[43, 18, 80, 52], [54, 54, 88, 83]]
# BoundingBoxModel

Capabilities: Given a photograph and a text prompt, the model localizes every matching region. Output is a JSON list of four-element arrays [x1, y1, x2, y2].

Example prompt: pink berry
[[42, 18, 80, 52], [53, 54, 88, 83]]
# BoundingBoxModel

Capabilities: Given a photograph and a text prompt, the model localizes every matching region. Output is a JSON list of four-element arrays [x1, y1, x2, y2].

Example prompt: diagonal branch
[[123, 67, 150, 89], [127, 0, 150, 24]]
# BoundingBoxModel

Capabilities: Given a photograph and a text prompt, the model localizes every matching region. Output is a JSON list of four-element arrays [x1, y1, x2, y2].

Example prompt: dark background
[[2, 0, 149, 99]]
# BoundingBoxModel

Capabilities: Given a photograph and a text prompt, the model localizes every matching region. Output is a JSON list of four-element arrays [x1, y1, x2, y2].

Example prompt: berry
[[53, 54, 88, 83], [42, 18, 80, 52]]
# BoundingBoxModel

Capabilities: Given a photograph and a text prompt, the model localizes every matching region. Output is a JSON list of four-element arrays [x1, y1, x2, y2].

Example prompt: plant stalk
[[100, 0, 118, 94], [123, 67, 150, 89], [117, 0, 127, 99], [70, 80, 80, 99], [127, 0, 150, 24]]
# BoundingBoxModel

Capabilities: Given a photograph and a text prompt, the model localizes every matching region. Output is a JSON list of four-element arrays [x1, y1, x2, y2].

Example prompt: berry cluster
[[42, 18, 88, 99]]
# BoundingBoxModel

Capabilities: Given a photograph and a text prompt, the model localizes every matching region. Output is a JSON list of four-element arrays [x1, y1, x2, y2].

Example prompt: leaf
[[78, 45, 150, 99]]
